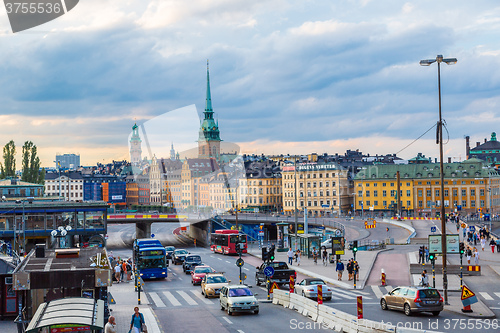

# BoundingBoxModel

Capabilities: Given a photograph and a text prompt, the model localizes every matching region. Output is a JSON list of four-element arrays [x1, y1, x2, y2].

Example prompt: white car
[[321, 238, 332, 248], [294, 278, 333, 301], [220, 285, 259, 315]]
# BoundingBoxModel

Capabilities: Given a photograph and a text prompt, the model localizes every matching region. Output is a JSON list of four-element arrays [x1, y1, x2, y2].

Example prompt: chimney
[[485, 138, 487, 143], [435, 158, 438, 163], [448, 157, 451, 163], [476, 142, 480, 147], [466, 136, 470, 159]]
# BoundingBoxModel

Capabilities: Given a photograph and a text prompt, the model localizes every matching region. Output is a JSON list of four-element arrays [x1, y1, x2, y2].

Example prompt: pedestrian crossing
[[368, 286, 500, 303]]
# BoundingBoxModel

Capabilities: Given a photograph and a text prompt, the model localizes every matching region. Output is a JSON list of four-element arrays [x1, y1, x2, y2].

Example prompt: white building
[[44, 171, 84, 201]]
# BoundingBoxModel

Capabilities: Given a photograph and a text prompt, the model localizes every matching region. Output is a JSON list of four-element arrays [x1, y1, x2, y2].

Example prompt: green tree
[[0, 140, 16, 178], [21, 141, 44, 184]]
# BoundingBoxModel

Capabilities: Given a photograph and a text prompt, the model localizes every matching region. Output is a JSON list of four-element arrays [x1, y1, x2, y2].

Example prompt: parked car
[[380, 286, 443, 316], [165, 246, 175, 260], [172, 249, 189, 265], [201, 273, 230, 298], [191, 265, 214, 285], [294, 278, 333, 301], [220, 285, 259, 315], [183, 255, 202, 273]]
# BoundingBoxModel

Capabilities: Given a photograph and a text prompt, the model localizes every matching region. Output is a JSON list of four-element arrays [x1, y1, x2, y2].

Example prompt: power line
[[395, 123, 437, 156]]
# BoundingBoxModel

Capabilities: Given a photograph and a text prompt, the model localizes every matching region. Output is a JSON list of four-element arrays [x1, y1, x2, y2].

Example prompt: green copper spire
[[199, 60, 221, 142], [205, 59, 213, 116]]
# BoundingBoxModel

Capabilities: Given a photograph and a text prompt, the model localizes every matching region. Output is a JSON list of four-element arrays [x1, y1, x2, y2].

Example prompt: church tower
[[170, 143, 176, 161], [198, 60, 221, 160], [130, 123, 142, 166]]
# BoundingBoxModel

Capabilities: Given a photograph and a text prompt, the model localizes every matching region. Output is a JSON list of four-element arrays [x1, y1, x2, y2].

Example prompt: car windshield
[[419, 289, 440, 298], [186, 256, 201, 262], [165, 247, 175, 251], [308, 280, 326, 285], [175, 250, 188, 255], [229, 288, 253, 297], [268, 262, 288, 270], [207, 276, 227, 284], [195, 267, 212, 273]]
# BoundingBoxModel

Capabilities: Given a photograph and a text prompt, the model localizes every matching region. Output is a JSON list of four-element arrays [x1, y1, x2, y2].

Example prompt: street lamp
[[420, 54, 457, 304], [51, 225, 72, 248], [54, 161, 62, 200]]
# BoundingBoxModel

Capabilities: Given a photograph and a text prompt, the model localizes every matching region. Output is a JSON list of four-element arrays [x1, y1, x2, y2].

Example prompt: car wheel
[[227, 307, 232, 316], [302, 291, 306, 297], [201, 290, 204, 295], [404, 303, 412, 316], [380, 299, 388, 310], [255, 276, 260, 286], [254, 309, 259, 315], [204, 292, 208, 298], [220, 303, 224, 311], [432, 311, 440, 316]]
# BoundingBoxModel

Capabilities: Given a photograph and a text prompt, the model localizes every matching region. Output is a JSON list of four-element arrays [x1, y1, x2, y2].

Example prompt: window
[[480, 200, 485, 207], [365, 191, 370, 197], [480, 189, 485, 196], [374, 183, 378, 187], [462, 189, 466, 196], [426, 190, 431, 197], [358, 190, 362, 197], [390, 183, 394, 187], [435, 189, 439, 197], [462, 200, 466, 207], [444, 189, 448, 197], [382, 183, 386, 187], [374, 201, 378, 206], [418, 200, 423, 207], [471, 200, 476, 208], [366, 183, 370, 187], [383, 200, 387, 207], [407, 201, 411, 207], [390, 190, 396, 197], [406, 190, 411, 197], [358, 201, 362, 207], [366, 201, 371, 206], [382, 190, 387, 197], [374, 190, 378, 197], [471, 189, 476, 196], [453, 189, 458, 196]]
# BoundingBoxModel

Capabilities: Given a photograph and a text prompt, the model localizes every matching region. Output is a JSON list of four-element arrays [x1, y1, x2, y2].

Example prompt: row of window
[[284, 199, 337, 207], [48, 185, 83, 191], [360, 200, 411, 208], [417, 189, 485, 197], [283, 172, 336, 179], [359, 190, 411, 197]]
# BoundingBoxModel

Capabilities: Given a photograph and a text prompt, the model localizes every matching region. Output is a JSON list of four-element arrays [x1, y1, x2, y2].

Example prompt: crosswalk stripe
[[162, 291, 182, 306], [479, 292, 494, 300], [330, 290, 355, 299], [384, 286, 393, 293], [149, 292, 166, 308], [494, 292, 500, 299], [190, 290, 213, 305], [331, 288, 372, 299], [371, 286, 384, 299], [177, 290, 197, 305]]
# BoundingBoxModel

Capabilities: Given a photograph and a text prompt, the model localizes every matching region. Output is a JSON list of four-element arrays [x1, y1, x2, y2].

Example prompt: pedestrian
[[490, 239, 496, 253], [466, 247, 472, 264], [480, 236, 486, 252], [496, 238, 500, 253], [121, 260, 127, 282], [105, 316, 117, 333], [346, 259, 353, 281], [418, 246, 423, 264], [336, 260, 345, 281], [322, 247, 328, 266], [126, 259, 133, 281], [296, 249, 301, 266], [424, 246, 429, 263], [312, 247, 318, 264], [473, 248, 480, 265], [287, 248, 294, 266], [114, 263, 121, 284], [420, 271, 429, 287], [473, 232, 478, 246], [130, 306, 146, 333], [354, 261, 360, 281]]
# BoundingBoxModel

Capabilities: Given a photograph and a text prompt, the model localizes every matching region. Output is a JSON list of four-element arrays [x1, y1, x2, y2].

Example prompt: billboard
[[428, 234, 460, 254], [331, 237, 345, 255]]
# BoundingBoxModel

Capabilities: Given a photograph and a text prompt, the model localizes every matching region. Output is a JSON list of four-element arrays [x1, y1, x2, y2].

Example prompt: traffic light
[[352, 240, 358, 253], [348, 242, 353, 251], [429, 253, 435, 263], [459, 242, 465, 254], [262, 247, 269, 261], [269, 247, 275, 261]]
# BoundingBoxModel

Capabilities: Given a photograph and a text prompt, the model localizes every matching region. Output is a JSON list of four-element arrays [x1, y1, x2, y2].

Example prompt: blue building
[[83, 175, 127, 207]]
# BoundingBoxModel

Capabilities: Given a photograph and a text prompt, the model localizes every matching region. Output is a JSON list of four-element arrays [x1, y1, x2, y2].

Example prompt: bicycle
[[313, 253, 318, 265], [322, 256, 328, 266]]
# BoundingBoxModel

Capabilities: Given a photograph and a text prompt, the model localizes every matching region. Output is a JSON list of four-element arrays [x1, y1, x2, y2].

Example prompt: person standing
[[287, 248, 294, 266], [347, 259, 353, 281], [105, 316, 117, 333], [418, 246, 423, 264], [130, 306, 146, 333], [466, 247, 472, 264], [126, 259, 133, 281], [296, 249, 301, 266], [322, 247, 328, 266], [480, 236, 486, 252], [496, 238, 500, 253], [424, 246, 429, 263], [354, 261, 360, 281], [473, 248, 480, 265], [121, 260, 127, 282], [336, 260, 345, 281], [114, 263, 121, 284], [490, 239, 496, 253]]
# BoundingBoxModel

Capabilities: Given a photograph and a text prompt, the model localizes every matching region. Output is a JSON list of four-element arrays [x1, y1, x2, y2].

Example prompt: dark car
[[165, 246, 175, 260], [380, 286, 443, 316], [172, 249, 189, 265], [183, 255, 202, 273]]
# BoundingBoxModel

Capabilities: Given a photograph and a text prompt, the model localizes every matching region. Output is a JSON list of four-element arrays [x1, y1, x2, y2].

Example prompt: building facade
[[55, 154, 80, 170], [129, 123, 142, 166], [44, 171, 83, 201]]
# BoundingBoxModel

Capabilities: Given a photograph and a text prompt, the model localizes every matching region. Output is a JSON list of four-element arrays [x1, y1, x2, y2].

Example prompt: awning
[[26, 297, 104, 333]]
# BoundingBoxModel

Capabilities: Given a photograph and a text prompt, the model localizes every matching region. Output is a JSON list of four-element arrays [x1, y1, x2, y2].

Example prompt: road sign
[[430, 226, 436, 233], [108, 292, 116, 304], [321, 204, 329, 208], [269, 281, 279, 293], [263, 266, 275, 277], [236, 258, 244, 267], [469, 226, 476, 232], [151, 233, 155, 238], [335, 229, 342, 236], [461, 285, 476, 300]]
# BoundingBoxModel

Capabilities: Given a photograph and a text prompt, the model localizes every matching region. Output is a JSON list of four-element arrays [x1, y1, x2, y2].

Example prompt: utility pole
[[294, 156, 298, 251], [396, 171, 401, 220]]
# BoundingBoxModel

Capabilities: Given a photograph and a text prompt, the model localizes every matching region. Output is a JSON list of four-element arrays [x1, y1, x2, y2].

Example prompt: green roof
[[355, 160, 499, 180]]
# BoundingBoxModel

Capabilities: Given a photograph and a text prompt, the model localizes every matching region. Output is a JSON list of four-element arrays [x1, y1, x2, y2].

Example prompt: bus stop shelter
[[26, 297, 104, 333]]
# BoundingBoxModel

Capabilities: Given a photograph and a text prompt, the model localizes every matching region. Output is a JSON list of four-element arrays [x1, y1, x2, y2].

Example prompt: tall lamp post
[[420, 54, 457, 304], [294, 156, 298, 251], [54, 161, 62, 200]]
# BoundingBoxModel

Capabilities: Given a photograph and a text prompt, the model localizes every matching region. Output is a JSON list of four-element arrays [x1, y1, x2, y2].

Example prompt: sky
[[1, 0, 500, 168]]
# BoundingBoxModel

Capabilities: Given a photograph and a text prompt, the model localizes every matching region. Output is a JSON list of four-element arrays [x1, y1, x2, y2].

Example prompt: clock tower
[[130, 123, 142, 166], [198, 60, 221, 160]]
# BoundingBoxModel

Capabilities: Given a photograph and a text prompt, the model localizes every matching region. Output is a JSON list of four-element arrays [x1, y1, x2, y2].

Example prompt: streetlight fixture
[[54, 161, 62, 201], [51, 225, 72, 248], [420, 54, 457, 304]]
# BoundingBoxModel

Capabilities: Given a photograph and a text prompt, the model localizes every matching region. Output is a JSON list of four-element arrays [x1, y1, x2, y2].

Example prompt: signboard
[[431, 226, 436, 233], [331, 237, 345, 255], [469, 226, 475, 232], [269, 281, 279, 293], [264, 266, 275, 277], [321, 204, 329, 208], [428, 234, 460, 254], [236, 258, 244, 267], [111, 195, 123, 200], [335, 229, 342, 237], [461, 285, 478, 307]]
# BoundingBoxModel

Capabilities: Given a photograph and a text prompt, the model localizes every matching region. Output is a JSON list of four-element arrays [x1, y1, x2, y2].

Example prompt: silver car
[[294, 278, 333, 301], [220, 285, 259, 315], [380, 286, 443, 316]]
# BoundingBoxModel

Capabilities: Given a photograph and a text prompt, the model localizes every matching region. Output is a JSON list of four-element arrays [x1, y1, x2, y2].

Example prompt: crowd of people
[[108, 251, 133, 283]]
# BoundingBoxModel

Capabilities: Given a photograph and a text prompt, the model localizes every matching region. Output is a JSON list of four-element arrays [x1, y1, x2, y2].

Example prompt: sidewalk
[[108, 279, 164, 333]]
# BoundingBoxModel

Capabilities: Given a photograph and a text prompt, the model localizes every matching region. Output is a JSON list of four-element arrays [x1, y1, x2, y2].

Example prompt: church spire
[[205, 60, 213, 116]]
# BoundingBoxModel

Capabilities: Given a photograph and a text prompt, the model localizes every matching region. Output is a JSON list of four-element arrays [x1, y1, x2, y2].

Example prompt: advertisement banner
[[428, 234, 460, 254]]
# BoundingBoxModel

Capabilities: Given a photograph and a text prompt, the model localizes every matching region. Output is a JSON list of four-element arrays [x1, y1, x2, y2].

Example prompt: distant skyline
[[1, 1, 499, 167]]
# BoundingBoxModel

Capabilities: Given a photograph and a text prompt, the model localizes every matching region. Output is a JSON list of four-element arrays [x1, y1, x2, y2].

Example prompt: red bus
[[210, 230, 247, 255]]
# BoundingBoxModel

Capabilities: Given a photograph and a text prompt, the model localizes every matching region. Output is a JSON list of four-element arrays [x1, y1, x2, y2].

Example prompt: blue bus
[[133, 238, 168, 280]]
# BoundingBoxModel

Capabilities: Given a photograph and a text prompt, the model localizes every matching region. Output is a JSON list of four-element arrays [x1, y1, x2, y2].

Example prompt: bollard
[[381, 268, 386, 286]]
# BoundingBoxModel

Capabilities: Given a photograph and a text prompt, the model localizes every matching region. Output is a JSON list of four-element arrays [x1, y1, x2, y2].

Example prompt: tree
[[21, 141, 44, 184], [0, 140, 16, 179]]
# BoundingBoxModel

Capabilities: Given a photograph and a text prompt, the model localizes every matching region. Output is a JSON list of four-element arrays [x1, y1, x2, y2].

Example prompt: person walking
[[473, 248, 480, 265], [322, 247, 328, 266], [496, 238, 500, 253], [424, 246, 429, 263], [354, 261, 360, 281], [130, 306, 146, 333], [296, 249, 301, 266], [105, 316, 117, 333], [466, 247, 472, 264], [287, 248, 294, 266], [347, 259, 353, 281], [114, 263, 121, 284], [312, 247, 318, 265], [480, 236, 486, 252], [418, 246, 424, 264], [336, 260, 345, 281], [126, 259, 133, 281], [490, 239, 496, 253], [121, 260, 127, 282]]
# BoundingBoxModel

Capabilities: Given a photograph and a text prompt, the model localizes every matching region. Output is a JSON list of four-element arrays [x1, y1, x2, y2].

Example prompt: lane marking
[[243, 268, 249, 271], [330, 290, 355, 299], [149, 292, 166, 308], [223, 317, 232, 324], [162, 291, 181, 306], [371, 285, 384, 299], [494, 292, 500, 298], [177, 290, 197, 305], [479, 292, 494, 300], [141, 307, 162, 333], [218, 258, 223, 261], [237, 330, 245, 333], [331, 288, 372, 299], [225, 260, 231, 264], [190, 290, 213, 305]]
